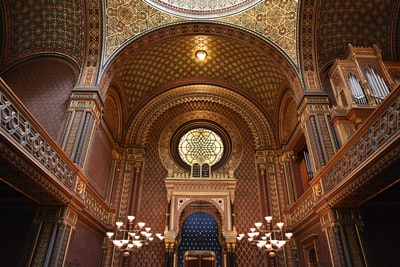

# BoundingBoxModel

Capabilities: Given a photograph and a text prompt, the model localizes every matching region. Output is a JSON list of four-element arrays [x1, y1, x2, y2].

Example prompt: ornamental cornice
[[165, 178, 237, 193]]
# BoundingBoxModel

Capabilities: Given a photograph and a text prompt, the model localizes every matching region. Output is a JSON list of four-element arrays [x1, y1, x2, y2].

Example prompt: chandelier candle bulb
[[106, 215, 164, 257], [237, 215, 293, 257]]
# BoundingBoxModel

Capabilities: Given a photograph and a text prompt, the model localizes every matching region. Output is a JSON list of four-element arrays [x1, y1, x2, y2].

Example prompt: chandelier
[[237, 216, 293, 257], [106, 215, 164, 257]]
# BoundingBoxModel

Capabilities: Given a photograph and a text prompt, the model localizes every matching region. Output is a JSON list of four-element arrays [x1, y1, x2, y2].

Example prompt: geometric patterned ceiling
[[105, 0, 298, 62], [2, 0, 85, 67], [315, 0, 398, 69], [0, 0, 399, 126], [113, 34, 287, 115]]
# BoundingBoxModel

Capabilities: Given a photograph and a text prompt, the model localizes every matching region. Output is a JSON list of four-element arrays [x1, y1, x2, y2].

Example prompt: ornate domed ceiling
[[0, 0, 398, 126], [144, 0, 263, 18], [104, 23, 298, 128]]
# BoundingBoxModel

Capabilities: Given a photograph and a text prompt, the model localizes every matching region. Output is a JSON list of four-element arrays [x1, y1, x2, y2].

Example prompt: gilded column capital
[[298, 95, 330, 124], [69, 90, 103, 122]]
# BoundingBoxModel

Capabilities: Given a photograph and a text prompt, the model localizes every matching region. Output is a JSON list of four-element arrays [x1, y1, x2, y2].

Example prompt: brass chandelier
[[237, 216, 293, 257], [106, 215, 164, 257]]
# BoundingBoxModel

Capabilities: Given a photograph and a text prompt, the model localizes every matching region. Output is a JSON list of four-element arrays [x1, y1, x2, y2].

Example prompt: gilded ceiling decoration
[[143, 0, 262, 18], [105, 0, 298, 63], [113, 34, 287, 115]]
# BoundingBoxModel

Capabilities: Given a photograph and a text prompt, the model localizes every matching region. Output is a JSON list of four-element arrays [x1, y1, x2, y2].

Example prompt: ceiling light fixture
[[195, 37, 207, 60], [106, 215, 164, 257], [196, 50, 207, 60]]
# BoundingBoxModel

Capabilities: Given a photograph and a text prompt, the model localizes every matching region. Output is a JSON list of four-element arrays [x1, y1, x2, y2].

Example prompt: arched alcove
[[177, 201, 223, 267]]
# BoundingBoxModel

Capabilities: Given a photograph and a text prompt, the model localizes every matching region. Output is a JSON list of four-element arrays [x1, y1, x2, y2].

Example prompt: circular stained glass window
[[178, 128, 224, 166]]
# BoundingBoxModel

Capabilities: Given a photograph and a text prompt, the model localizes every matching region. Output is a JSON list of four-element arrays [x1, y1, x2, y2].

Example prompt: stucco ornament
[[144, 0, 263, 18]]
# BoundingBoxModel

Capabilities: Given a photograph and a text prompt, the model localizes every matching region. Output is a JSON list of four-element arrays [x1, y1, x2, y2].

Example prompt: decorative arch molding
[[99, 21, 301, 92], [1, 57, 79, 140], [0, 54, 80, 79], [178, 199, 224, 227], [125, 84, 276, 149]]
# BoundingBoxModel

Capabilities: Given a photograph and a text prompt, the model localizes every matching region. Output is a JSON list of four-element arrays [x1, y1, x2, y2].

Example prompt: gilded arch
[[126, 84, 276, 149]]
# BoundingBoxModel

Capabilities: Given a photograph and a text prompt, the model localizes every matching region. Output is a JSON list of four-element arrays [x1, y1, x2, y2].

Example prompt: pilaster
[[107, 147, 145, 267], [27, 206, 78, 267], [279, 150, 297, 208], [59, 90, 103, 170], [298, 96, 339, 173], [320, 208, 367, 267], [255, 149, 281, 219]]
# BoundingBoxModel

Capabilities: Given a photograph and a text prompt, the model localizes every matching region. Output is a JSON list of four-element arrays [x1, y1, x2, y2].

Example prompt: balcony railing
[[0, 78, 111, 225], [287, 85, 400, 226]]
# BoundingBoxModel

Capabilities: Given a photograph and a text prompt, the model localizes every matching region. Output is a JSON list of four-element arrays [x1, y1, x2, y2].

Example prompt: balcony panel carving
[[323, 90, 399, 191]]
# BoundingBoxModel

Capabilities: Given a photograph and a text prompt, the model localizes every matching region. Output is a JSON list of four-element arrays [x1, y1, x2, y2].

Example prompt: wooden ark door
[[184, 250, 216, 267]]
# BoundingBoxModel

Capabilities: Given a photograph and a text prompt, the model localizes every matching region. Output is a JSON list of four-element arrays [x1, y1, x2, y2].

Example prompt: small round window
[[178, 128, 224, 166]]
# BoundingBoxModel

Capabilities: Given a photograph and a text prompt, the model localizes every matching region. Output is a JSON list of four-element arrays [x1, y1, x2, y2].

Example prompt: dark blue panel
[[178, 212, 222, 267]]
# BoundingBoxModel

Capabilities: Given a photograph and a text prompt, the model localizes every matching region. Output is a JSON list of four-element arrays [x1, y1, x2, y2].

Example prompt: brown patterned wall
[[87, 123, 114, 198], [65, 219, 104, 267], [294, 222, 331, 267], [2, 58, 76, 140]]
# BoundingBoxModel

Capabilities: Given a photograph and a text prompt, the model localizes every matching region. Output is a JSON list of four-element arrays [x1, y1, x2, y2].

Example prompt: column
[[225, 242, 236, 267], [26, 206, 78, 267], [59, 91, 102, 170], [164, 241, 175, 267], [320, 208, 367, 267], [298, 96, 339, 173]]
